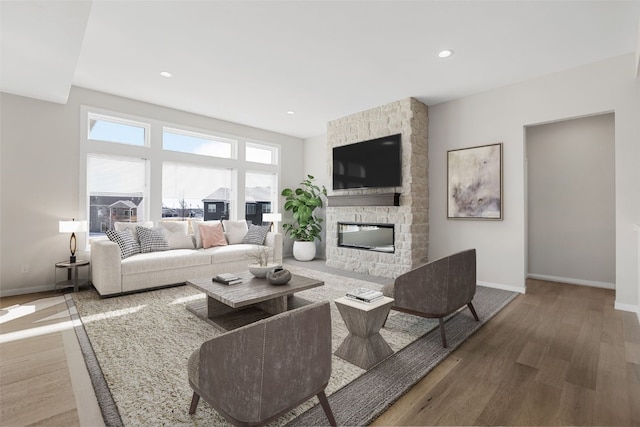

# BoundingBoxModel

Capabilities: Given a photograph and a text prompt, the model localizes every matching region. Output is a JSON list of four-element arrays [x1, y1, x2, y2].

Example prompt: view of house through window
[[163, 162, 232, 221], [87, 154, 147, 236], [245, 171, 277, 225]]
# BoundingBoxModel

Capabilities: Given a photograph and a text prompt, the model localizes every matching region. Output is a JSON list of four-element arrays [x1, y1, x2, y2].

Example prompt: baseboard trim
[[0, 284, 54, 298], [477, 281, 525, 294], [527, 274, 615, 290], [614, 301, 640, 316]]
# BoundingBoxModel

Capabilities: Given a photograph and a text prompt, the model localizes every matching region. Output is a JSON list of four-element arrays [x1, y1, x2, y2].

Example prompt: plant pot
[[248, 263, 280, 278], [293, 240, 316, 262]]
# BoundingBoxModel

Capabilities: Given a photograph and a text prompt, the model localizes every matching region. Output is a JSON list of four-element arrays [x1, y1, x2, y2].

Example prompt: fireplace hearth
[[338, 223, 394, 253]]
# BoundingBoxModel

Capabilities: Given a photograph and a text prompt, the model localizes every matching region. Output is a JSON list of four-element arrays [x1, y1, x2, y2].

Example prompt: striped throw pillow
[[241, 224, 270, 245]]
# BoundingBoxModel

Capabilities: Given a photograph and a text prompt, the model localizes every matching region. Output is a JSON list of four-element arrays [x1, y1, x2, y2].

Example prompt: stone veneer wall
[[325, 97, 428, 278]]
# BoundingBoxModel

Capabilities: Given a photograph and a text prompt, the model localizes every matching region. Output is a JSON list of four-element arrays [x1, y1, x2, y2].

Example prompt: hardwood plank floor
[[0, 291, 104, 427], [1, 279, 639, 426], [373, 279, 640, 426]]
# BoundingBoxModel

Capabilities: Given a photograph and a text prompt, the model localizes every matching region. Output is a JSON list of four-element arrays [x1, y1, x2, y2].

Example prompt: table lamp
[[59, 218, 87, 263], [262, 213, 282, 231]]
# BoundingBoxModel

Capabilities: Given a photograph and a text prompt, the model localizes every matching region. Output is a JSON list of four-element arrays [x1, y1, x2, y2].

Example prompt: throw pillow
[[106, 228, 141, 259], [158, 221, 194, 249], [136, 226, 170, 253], [222, 220, 249, 244], [242, 224, 270, 245], [191, 220, 212, 249], [114, 221, 153, 244], [199, 222, 228, 249]]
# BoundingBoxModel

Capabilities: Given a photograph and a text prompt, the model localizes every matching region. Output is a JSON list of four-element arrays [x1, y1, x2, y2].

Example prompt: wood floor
[[1, 280, 639, 426], [0, 291, 104, 427], [373, 279, 640, 426]]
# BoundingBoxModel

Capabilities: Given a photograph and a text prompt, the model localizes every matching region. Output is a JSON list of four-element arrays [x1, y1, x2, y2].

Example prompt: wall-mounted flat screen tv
[[333, 134, 402, 190]]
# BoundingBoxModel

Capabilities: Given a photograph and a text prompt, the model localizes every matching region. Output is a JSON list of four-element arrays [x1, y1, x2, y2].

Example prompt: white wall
[[302, 133, 329, 259], [428, 54, 640, 311], [0, 87, 304, 296], [526, 114, 615, 288]]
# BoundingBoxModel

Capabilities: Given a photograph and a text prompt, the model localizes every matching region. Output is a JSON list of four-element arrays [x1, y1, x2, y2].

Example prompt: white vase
[[293, 240, 316, 261], [248, 263, 280, 278]]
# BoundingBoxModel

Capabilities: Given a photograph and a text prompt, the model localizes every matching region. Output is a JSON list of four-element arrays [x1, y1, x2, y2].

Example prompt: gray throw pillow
[[136, 226, 170, 253], [106, 228, 141, 259], [241, 224, 270, 245]]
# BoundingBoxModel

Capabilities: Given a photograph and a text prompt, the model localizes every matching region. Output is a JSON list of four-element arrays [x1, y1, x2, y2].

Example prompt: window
[[88, 114, 148, 146], [163, 128, 234, 159], [163, 162, 232, 220], [83, 109, 281, 236], [87, 154, 147, 236], [246, 142, 278, 165], [245, 171, 277, 225]]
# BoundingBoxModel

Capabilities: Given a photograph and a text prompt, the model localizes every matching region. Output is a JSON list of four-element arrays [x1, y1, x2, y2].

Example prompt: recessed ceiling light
[[438, 49, 454, 58], [287, 110, 295, 115], [160, 71, 172, 78]]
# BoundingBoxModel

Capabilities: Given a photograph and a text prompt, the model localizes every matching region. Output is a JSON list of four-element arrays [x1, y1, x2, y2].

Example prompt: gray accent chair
[[382, 248, 480, 348], [187, 301, 336, 427]]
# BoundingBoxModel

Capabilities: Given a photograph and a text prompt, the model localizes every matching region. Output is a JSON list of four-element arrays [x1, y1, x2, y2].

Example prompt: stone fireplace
[[326, 98, 428, 278]]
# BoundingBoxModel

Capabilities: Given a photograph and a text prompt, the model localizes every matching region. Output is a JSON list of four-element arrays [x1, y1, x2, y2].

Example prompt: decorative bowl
[[248, 263, 280, 278], [267, 268, 292, 285]]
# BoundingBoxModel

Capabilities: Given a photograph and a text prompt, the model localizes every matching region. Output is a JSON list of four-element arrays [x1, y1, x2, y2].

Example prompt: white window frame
[[80, 106, 282, 249]]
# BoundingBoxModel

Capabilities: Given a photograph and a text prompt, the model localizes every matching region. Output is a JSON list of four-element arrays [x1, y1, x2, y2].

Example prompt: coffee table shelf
[[186, 271, 323, 331]]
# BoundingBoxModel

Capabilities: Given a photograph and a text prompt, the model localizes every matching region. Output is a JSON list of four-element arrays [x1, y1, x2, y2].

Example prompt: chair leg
[[438, 318, 447, 348], [189, 392, 200, 414], [317, 390, 337, 427], [467, 302, 480, 321]]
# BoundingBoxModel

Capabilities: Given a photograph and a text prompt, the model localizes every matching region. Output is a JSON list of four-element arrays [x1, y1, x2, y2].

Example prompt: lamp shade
[[262, 213, 282, 222], [59, 220, 87, 233]]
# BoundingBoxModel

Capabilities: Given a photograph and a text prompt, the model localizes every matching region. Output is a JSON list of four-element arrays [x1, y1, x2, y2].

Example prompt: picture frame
[[447, 143, 503, 220]]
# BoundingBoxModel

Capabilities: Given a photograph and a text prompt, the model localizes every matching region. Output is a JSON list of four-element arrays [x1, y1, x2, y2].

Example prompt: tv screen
[[333, 134, 402, 190]]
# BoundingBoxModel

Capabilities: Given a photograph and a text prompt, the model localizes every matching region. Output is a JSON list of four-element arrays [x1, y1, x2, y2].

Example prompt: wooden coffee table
[[186, 271, 323, 331]]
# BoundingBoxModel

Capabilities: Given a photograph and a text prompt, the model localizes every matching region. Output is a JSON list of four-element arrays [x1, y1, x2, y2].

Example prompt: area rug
[[68, 264, 517, 426]]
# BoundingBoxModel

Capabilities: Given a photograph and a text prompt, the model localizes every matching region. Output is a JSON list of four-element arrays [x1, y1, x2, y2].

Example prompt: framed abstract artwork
[[447, 143, 503, 220]]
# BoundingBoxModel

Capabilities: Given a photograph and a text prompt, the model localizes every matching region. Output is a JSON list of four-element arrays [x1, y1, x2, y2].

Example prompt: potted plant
[[246, 247, 279, 278], [281, 175, 327, 261]]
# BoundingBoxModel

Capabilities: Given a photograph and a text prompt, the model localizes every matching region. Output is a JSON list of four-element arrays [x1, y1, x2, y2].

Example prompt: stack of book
[[346, 287, 384, 303], [213, 273, 243, 285]]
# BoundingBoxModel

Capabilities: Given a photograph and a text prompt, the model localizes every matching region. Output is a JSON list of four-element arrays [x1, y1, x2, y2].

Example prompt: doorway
[[526, 113, 615, 288]]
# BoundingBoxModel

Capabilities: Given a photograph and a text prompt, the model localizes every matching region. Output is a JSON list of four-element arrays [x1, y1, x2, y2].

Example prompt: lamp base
[[69, 255, 76, 264]]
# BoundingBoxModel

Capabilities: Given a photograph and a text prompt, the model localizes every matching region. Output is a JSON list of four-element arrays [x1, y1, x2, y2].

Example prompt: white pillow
[[158, 221, 194, 249], [114, 221, 153, 244], [222, 220, 249, 245]]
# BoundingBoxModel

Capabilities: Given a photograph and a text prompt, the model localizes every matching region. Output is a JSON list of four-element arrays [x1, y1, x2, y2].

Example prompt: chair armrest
[[265, 232, 283, 264], [91, 239, 122, 296]]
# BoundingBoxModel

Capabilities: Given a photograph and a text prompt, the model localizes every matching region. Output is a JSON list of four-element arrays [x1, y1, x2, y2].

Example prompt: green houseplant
[[281, 175, 327, 261]]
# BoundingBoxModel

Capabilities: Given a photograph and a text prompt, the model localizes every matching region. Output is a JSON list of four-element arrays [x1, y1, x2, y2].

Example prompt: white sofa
[[91, 225, 283, 296]]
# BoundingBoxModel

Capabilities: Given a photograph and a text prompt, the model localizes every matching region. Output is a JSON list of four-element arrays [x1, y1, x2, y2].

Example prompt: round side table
[[55, 260, 90, 292]]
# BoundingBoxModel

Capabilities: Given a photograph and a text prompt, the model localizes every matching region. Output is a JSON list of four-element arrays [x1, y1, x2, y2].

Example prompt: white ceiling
[[2, 1, 640, 138]]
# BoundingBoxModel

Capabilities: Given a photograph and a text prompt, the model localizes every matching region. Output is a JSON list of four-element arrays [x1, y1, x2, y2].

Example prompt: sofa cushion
[[121, 249, 210, 276], [199, 222, 228, 249], [242, 224, 270, 245], [106, 229, 141, 259], [158, 221, 195, 249], [222, 220, 249, 244], [204, 244, 272, 264], [115, 221, 153, 244]]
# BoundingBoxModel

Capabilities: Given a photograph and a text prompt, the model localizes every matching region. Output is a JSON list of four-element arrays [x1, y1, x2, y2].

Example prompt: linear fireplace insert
[[338, 222, 395, 253]]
